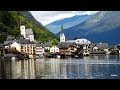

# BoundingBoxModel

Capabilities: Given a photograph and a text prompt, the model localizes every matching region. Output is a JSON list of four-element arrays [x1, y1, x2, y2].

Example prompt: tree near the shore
[[50, 39, 58, 47]]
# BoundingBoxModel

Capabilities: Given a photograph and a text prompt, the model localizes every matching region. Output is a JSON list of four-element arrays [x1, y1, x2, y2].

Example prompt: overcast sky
[[30, 11, 98, 26]]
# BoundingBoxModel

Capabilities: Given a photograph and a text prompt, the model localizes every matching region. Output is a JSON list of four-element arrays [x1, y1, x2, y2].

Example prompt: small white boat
[[57, 55, 61, 59], [111, 74, 118, 77], [11, 56, 16, 60], [75, 55, 79, 58], [106, 51, 111, 55]]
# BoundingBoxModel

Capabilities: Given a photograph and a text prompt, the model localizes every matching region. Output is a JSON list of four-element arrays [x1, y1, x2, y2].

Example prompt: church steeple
[[20, 19, 26, 38], [61, 24, 64, 34], [60, 25, 65, 42]]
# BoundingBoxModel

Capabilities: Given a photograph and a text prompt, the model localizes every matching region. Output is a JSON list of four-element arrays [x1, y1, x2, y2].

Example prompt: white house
[[50, 46, 59, 53], [4, 39, 21, 52], [83, 45, 89, 50], [20, 25, 34, 41], [44, 42, 50, 51], [10, 42, 21, 52], [93, 46, 98, 51], [60, 25, 65, 43]]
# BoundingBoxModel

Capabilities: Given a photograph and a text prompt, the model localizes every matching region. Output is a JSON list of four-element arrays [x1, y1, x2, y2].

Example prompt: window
[[27, 49, 29, 52], [21, 46, 23, 49]]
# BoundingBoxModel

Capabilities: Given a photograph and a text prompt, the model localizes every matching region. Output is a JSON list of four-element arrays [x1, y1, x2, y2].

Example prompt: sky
[[30, 11, 98, 26]]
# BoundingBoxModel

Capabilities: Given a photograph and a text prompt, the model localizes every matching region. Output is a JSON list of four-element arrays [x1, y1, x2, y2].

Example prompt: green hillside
[[0, 11, 58, 43]]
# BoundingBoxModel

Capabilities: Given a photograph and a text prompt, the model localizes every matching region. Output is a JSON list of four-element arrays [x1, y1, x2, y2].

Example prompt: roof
[[43, 42, 50, 47], [66, 40, 76, 43], [6, 35, 15, 41], [4, 40, 19, 45], [75, 39, 91, 45], [36, 43, 44, 47], [25, 29, 33, 35], [20, 39, 36, 44], [97, 43, 108, 49], [58, 42, 70, 49]]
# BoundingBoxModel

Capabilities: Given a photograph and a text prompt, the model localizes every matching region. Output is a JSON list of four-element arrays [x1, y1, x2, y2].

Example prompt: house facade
[[58, 42, 71, 56], [50, 46, 59, 54], [36, 44, 44, 55], [20, 39, 36, 55]]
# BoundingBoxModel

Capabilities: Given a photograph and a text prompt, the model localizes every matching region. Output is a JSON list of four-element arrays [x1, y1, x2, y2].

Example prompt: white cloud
[[30, 11, 98, 25]]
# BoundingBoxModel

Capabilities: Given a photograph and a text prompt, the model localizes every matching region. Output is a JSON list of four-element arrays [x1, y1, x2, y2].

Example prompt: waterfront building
[[69, 43, 77, 53], [3, 36, 21, 52], [44, 42, 50, 51], [97, 42, 108, 50], [36, 44, 44, 56], [58, 42, 71, 56], [20, 39, 36, 55], [93, 45, 99, 51], [3, 35, 36, 57], [50, 46, 59, 54]]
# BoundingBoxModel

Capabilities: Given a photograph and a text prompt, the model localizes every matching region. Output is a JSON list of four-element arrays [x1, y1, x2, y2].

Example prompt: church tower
[[60, 25, 65, 42], [20, 25, 26, 38], [20, 20, 26, 38]]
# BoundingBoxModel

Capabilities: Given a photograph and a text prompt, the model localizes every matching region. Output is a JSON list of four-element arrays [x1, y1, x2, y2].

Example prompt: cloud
[[30, 11, 98, 25]]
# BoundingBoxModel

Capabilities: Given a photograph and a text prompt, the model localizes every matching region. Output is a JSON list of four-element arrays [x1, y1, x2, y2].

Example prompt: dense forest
[[0, 11, 58, 43]]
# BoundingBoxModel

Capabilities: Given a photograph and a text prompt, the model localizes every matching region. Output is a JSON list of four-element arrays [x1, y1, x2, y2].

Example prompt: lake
[[0, 54, 120, 79]]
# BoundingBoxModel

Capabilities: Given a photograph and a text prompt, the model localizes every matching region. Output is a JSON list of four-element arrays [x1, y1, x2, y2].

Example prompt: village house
[[58, 42, 71, 56], [69, 42, 77, 53], [3, 35, 21, 52], [97, 42, 108, 51], [44, 42, 50, 51], [20, 39, 36, 56], [50, 46, 59, 54], [36, 44, 44, 56], [114, 44, 120, 54], [90, 42, 108, 54], [93, 45, 99, 51]]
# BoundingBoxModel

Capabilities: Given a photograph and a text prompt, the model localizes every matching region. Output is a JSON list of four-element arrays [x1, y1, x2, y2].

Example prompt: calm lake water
[[0, 55, 120, 79]]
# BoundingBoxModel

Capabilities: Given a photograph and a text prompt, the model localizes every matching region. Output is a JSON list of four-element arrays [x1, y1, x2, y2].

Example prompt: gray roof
[[36, 43, 44, 47], [6, 35, 15, 41], [25, 29, 33, 35], [43, 42, 50, 47], [58, 42, 70, 49], [19, 39, 36, 44], [4, 40, 19, 45]]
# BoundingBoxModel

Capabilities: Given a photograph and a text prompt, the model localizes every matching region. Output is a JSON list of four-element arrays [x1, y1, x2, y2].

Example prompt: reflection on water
[[0, 55, 120, 79]]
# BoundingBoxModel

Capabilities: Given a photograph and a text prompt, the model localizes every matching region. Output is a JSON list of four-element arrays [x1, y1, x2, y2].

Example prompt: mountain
[[46, 15, 92, 34], [0, 11, 58, 43], [57, 11, 120, 45]]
